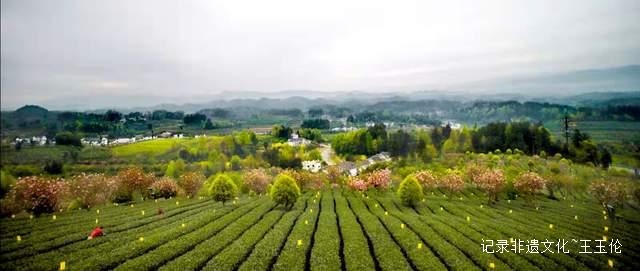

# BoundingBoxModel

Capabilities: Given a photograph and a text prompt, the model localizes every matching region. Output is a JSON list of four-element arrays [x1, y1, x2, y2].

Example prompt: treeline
[[332, 121, 612, 168]]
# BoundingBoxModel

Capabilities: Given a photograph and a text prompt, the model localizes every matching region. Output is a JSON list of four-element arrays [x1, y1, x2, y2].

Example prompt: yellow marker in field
[[95, 219, 99, 224], [297, 239, 303, 246], [602, 210, 606, 215], [59, 261, 66, 270], [30, 215, 33, 219], [176, 201, 180, 206], [417, 243, 423, 249], [142, 210, 145, 215], [182, 223, 186, 228], [489, 262, 495, 269], [549, 224, 554, 229], [310, 208, 313, 213], [305, 220, 309, 225], [608, 259, 614, 268], [509, 209, 513, 214], [375, 204, 378, 207], [443, 195, 446, 198], [459, 197, 463, 200], [155, 199, 158, 203], [480, 205, 483, 208], [17, 235, 21, 242], [570, 205, 574, 208], [467, 216, 470, 222], [603, 235, 607, 241], [53, 215, 57, 220], [233, 200, 236, 205], [574, 215, 578, 220], [11, 214, 15, 219], [313, 199, 316, 203], [115, 203, 119, 206], [508, 199, 511, 203], [139, 237, 144, 242], [400, 223, 405, 229], [422, 199, 425, 202], [440, 207, 444, 211], [604, 226, 608, 232], [385, 211, 388, 216], [96, 209, 100, 214], [604, 216, 608, 220], [130, 204, 134, 208], [431, 192, 434, 195]]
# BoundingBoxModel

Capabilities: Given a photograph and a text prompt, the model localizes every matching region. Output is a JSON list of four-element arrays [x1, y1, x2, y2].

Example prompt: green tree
[[397, 175, 423, 207], [270, 174, 301, 209], [208, 174, 238, 205]]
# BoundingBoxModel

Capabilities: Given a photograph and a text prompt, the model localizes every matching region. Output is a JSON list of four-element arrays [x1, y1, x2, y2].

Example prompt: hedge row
[[271, 192, 321, 271], [310, 191, 341, 271], [334, 191, 376, 271], [237, 195, 310, 271], [345, 192, 412, 271], [157, 201, 276, 270]]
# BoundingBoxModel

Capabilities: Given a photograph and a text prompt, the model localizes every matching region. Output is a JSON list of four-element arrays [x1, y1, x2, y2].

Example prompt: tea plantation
[[1, 189, 639, 271]]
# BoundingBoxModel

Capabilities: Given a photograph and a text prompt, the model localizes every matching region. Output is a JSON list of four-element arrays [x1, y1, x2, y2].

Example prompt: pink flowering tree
[[513, 172, 546, 205], [242, 169, 272, 194], [414, 170, 439, 193], [441, 170, 465, 199], [471, 168, 505, 204], [6, 176, 68, 214], [68, 173, 118, 208]]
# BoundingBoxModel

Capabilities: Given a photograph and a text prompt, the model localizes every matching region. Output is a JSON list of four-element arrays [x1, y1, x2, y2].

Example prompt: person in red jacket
[[87, 226, 104, 240]]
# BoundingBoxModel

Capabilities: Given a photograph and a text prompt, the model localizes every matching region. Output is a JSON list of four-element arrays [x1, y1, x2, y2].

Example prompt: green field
[[2, 189, 638, 271], [544, 121, 640, 144]]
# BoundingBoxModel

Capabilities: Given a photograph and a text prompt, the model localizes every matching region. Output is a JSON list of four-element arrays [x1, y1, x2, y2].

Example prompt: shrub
[[365, 169, 392, 189], [112, 167, 155, 203], [281, 169, 324, 190], [43, 160, 64, 175], [441, 170, 464, 197], [150, 178, 181, 199], [347, 176, 368, 192], [472, 168, 505, 204], [270, 174, 301, 209], [589, 180, 625, 210], [414, 170, 439, 191], [397, 175, 423, 207], [209, 174, 238, 205], [513, 172, 546, 204], [68, 173, 118, 208], [243, 169, 272, 194], [55, 132, 82, 147], [1, 170, 16, 197], [179, 172, 205, 197], [5, 176, 68, 214]]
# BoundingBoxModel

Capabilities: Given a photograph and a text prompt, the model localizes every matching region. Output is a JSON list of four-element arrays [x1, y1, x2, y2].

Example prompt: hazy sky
[[2, 0, 640, 109]]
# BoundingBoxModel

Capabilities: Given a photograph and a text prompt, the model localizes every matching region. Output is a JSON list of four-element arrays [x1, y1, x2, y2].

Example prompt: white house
[[302, 160, 322, 173], [287, 133, 310, 146]]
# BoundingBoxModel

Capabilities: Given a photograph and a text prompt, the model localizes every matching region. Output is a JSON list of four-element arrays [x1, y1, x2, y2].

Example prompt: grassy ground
[[2, 189, 638, 271]]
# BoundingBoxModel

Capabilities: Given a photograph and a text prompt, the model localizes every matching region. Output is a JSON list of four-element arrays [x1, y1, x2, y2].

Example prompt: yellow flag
[[17, 235, 21, 242], [139, 237, 144, 242], [417, 243, 423, 249], [489, 262, 495, 269], [297, 239, 303, 246], [59, 261, 66, 270], [400, 223, 405, 229], [53, 215, 57, 220]]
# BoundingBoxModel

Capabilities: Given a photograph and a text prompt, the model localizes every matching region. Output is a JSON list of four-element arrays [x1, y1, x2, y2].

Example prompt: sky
[[1, 0, 640, 110]]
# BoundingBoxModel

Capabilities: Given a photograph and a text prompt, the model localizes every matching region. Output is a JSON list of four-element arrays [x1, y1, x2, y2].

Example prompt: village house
[[287, 133, 310, 146], [337, 152, 392, 176], [302, 160, 322, 173]]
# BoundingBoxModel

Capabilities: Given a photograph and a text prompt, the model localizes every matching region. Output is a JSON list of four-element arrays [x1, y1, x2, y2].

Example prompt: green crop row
[[344, 192, 412, 271], [113, 197, 270, 271], [237, 196, 310, 271], [65, 200, 254, 271], [309, 191, 341, 271], [333, 191, 376, 271], [157, 201, 277, 271], [202, 210, 285, 271], [359, 195, 448, 271], [270, 193, 322, 271], [0, 198, 212, 258], [373, 197, 481, 271]]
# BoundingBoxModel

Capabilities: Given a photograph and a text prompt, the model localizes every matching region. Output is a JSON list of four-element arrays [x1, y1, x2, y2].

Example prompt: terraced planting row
[[1, 190, 638, 270]]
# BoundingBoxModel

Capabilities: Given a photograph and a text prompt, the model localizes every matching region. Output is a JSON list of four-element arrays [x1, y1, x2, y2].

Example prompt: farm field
[[2, 189, 639, 271]]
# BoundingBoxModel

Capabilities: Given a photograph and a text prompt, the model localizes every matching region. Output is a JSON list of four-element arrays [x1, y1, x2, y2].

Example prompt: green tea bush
[[270, 174, 300, 209], [397, 175, 422, 207], [208, 174, 238, 205]]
